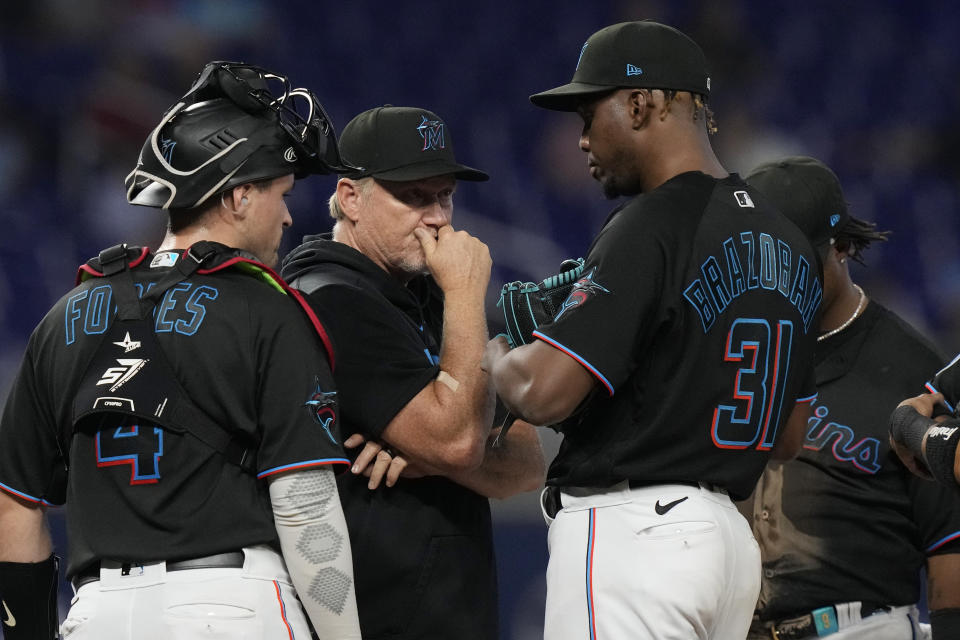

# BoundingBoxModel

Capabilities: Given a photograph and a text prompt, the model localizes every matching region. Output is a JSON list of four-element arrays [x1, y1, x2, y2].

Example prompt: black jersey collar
[[281, 234, 436, 317]]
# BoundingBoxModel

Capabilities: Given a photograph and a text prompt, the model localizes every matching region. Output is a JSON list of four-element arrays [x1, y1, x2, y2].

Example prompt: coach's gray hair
[[328, 177, 373, 221]]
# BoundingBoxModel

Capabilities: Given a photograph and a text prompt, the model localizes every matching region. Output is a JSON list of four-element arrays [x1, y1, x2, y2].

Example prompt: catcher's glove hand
[[496, 258, 584, 348]]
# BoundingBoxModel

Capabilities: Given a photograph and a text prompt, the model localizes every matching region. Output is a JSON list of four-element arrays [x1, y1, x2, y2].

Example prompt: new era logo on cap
[[743, 156, 851, 248], [531, 21, 711, 111]]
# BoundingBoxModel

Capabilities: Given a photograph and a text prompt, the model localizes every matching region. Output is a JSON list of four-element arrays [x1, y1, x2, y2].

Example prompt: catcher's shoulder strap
[[196, 249, 336, 369], [70, 241, 263, 473], [288, 262, 358, 296], [78, 242, 334, 367]]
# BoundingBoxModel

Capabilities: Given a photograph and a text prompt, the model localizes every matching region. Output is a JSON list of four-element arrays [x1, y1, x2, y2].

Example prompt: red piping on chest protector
[[198, 257, 336, 370], [75, 247, 150, 285]]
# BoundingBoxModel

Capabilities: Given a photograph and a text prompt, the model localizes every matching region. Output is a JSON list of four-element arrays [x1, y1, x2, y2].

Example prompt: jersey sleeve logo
[[304, 378, 339, 444], [554, 267, 610, 321]]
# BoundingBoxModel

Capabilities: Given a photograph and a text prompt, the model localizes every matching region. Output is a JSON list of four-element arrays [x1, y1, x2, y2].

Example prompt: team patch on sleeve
[[304, 378, 338, 445], [554, 267, 610, 321]]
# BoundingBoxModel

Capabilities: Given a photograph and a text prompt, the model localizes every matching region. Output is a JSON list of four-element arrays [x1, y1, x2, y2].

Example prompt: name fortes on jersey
[[682, 231, 822, 334], [64, 281, 219, 345]]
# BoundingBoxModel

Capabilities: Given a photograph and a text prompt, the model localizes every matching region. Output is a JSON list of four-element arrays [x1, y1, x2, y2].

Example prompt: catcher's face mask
[[126, 61, 355, 210], [183, 61, 352, 175]]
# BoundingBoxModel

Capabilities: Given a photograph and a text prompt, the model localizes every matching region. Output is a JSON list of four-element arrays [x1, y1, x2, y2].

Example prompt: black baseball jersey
[[0, 247, 348, 577], [537, 172, 820, 500], [282, 236, 498, 640], [753, 301, 960, 619]]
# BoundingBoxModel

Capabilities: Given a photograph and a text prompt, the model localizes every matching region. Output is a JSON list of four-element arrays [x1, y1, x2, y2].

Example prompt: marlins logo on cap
[[417, 115, 446, 151], [338, 106, 488, 182]]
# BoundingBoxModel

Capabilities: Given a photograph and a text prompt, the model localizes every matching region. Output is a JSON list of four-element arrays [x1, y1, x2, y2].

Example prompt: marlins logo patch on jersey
[[554, 267, 610, 321], [304, 378, 338, 444]]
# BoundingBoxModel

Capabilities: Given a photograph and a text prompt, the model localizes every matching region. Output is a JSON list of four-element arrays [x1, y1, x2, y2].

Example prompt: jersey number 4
[[96, 425, 164, 484], [712, 318, 793, 450]]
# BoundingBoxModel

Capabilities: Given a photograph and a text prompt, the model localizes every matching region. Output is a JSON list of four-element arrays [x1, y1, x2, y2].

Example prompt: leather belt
[[71, 551, 245, 591], [767, 602, 892, 639]]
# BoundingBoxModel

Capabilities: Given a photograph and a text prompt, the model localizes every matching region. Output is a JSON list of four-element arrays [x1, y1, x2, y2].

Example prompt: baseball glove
[[496, 258, 585, 348]]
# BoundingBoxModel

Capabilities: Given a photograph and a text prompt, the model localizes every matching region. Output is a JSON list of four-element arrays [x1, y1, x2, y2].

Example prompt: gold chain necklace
[[817, 284, 865, 342]]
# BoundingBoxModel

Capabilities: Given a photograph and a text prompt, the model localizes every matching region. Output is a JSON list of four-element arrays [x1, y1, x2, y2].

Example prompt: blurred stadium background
[[1, 1, 957, 637]]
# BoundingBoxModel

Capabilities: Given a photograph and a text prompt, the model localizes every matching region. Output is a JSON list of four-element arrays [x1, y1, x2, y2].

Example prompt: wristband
[[0, 554, 59, 639], [890, 405, 932, 454], [930, 608, 960, 640], [922, 421, 960, 487]]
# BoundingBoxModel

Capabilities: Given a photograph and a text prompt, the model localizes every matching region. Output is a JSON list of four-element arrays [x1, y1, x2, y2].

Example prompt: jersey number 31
[[711, 318, 794, 450]]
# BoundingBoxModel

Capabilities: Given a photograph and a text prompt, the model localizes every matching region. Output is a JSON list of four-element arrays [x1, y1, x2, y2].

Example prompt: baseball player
[[281, 105, 545, 639], [485, 21, 821, 639], [742, 156, 960, 640], [0, 62, 361, 639]]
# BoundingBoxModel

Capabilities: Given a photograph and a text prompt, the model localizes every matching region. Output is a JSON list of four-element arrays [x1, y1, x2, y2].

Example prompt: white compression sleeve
[[268, 467, 361, 639]]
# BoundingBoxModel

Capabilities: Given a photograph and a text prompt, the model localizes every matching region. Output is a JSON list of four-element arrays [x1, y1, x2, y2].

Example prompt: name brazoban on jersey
[[682, 231, 821, 335]]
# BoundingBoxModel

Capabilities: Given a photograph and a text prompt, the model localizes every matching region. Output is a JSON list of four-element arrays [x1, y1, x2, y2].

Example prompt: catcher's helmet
[[126, 61, 354, 210]]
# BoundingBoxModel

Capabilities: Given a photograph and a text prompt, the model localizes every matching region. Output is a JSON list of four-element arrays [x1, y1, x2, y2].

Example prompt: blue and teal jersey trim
[[0, 480, 61, 507], [924, 382, 956, 414], [532, 330, 614, 396], [927, 530, 960, 553], [257, 457, 351, 479]]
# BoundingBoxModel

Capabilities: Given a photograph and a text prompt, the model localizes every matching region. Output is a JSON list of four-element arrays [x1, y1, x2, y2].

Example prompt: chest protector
[[70, 242, 334, 474]]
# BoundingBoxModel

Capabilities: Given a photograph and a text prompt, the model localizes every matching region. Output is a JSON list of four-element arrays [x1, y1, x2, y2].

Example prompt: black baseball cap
[[338, 106, 488, 182], [744, 156, 851, 247], [530, 20, 710, 111]]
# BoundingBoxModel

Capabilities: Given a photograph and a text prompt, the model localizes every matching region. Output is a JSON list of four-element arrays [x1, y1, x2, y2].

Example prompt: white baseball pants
[[60, 545, 312, 639], [542, 481, 761, 640]]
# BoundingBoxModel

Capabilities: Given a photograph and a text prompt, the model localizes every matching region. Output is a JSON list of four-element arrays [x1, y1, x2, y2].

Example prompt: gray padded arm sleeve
[[268, 468, 361, 639]]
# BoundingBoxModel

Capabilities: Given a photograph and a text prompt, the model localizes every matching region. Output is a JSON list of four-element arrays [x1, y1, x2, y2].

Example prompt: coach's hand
[[415, 225, 491, 296], [345, 434, 409, 489]]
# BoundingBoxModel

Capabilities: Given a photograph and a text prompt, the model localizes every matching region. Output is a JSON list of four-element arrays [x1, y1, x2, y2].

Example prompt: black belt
[[667, 480, 728, 494], [543, 480, 728, 519], [763, 603, 892, 639], [71, 551, 245, 591]]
